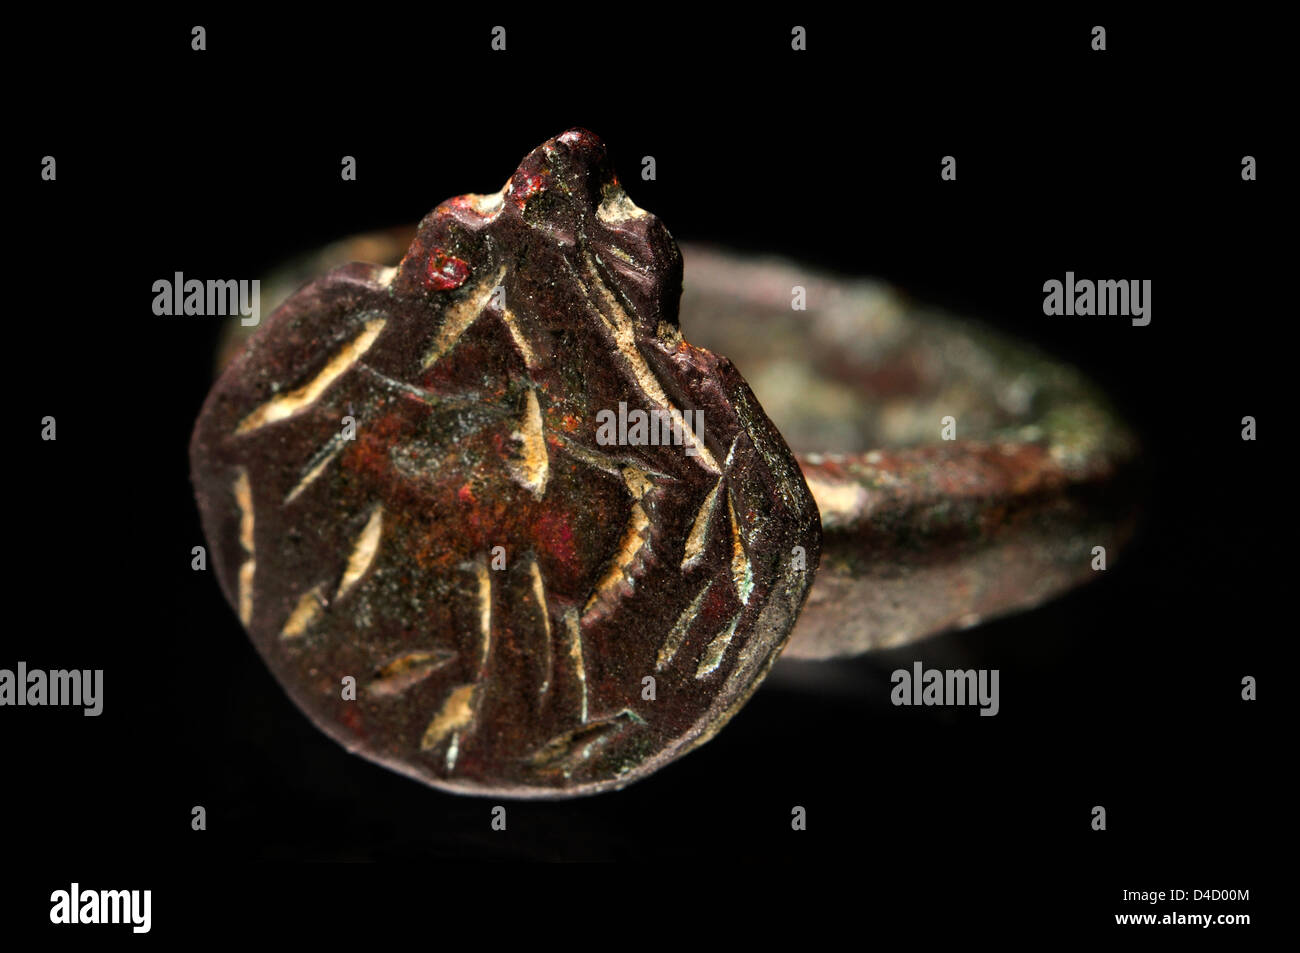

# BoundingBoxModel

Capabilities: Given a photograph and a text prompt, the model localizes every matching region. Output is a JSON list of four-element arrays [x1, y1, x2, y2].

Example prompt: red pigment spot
[[560, 413, 580, 433], [425, 248, 470, 290], [534, 507, 577, 571], [458, 483, 476, 506], [512, 172, 545, 209], [343, 410, 410, 487], [447, 195, 491, 217]]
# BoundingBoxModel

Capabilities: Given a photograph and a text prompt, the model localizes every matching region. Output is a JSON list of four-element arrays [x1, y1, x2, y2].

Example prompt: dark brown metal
[[190, 130, 821, 797], [194, 130, 1140, 798]]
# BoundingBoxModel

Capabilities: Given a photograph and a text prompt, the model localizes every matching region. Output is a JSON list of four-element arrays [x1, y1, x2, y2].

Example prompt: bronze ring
[[192, 129, 1139, 797]]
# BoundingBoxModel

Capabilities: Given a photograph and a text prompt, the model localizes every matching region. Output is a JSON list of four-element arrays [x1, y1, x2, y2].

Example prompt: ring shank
[[679, 245, 1140, 657]]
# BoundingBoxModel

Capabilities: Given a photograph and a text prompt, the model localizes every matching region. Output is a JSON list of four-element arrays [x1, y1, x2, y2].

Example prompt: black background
[[8, 10, 1282, 937]]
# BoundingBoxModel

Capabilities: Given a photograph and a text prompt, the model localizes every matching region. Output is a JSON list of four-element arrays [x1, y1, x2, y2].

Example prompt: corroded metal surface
[[190, 130, 821, 797], [195, 130, 1141, 798], [678, 248, 1140, 656], [231, 239, 1142, 660]]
